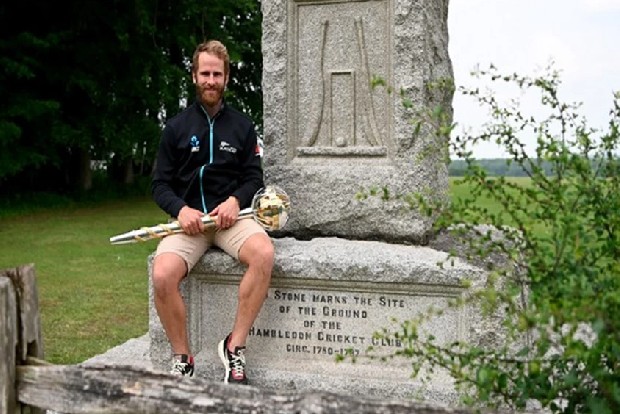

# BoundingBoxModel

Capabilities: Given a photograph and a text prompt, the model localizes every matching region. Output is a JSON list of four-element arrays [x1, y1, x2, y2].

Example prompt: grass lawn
[[449, 176, 533, 211], [449, 176, 551, 235], [0, 196, 166, 364]]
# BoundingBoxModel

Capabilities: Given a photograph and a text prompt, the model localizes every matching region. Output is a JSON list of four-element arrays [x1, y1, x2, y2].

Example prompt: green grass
[[0, 196, 166, 364], [449, 176, 533, 212], [449, 176, 551, 236]]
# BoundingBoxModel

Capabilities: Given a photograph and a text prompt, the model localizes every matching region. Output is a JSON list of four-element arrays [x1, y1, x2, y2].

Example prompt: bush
[[362, 65, 620, 413]]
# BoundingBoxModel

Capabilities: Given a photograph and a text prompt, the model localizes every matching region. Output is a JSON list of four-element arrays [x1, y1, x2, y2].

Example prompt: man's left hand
[[210, 196, 240, 230]]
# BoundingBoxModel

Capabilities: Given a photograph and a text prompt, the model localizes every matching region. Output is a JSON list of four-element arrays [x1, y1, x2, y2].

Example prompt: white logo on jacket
[[219, 141, 238, 154]]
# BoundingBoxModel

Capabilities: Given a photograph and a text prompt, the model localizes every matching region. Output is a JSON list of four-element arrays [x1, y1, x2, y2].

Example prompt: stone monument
[[148, 0, 496, 406], [262, 0, 453, 244]]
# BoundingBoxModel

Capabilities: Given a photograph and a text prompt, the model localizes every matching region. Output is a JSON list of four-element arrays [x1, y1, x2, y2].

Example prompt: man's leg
[[228, 232, 275, 350], [215, 221, 274, 384], [151, 252, 190, 355], [152, 232, 212, 376]]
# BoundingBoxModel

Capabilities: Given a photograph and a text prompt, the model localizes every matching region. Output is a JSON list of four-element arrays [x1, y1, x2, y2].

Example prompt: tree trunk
[[17, 363, 480, 414], [76, 148, 93, 191], [121, 157, 134, 185]]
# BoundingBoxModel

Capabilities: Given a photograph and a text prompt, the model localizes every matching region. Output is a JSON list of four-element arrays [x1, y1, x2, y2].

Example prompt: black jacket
[[152, 101, 264, 218]]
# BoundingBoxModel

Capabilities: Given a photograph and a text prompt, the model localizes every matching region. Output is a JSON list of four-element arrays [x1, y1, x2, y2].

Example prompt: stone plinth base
[[149, 237, 488, 404]]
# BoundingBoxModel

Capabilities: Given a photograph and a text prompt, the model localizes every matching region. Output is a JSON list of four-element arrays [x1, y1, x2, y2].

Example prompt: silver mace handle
[[109, 207, 254, 245]]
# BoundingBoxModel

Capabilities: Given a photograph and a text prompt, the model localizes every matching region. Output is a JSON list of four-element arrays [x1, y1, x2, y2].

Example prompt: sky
[[447, 0, 620, 158]]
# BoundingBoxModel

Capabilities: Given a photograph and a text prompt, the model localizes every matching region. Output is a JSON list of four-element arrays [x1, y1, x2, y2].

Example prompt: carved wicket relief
[[291, 0, 391, 158]]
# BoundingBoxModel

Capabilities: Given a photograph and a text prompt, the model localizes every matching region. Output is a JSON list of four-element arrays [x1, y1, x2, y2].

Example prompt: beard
[[196, 82, 225, 108]]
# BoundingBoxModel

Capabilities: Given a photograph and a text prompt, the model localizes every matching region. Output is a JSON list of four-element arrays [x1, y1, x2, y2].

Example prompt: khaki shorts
[[154, 217, 266, 272]]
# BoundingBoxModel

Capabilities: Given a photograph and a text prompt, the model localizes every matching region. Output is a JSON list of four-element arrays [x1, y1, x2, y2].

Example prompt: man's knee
[[152, 253, 187, 295], [240, 234, 275, 268]]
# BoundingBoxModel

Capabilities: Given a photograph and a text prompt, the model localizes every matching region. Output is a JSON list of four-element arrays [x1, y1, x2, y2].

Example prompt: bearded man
[[151, 40, 273, 384]]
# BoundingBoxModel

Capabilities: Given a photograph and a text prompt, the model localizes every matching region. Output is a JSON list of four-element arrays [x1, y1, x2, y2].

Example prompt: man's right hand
[[177, 206, 205, 235]]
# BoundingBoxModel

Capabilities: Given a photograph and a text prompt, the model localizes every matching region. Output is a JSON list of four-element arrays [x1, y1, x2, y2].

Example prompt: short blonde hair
[[192, 40, 230, 76]]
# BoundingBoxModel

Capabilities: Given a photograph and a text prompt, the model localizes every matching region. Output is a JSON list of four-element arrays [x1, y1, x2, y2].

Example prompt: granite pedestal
[[149, 237, 490, 404]]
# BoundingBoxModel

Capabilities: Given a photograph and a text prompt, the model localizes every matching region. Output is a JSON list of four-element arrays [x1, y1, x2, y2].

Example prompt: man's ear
[[192, 74, 197, 84]]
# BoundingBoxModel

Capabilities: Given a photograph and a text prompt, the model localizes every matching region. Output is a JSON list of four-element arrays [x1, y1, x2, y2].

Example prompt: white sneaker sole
[[218, 338, 231, 383]]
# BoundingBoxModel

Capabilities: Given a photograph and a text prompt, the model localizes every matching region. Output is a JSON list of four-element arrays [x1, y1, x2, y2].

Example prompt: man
[[151, 40, 274, 385]]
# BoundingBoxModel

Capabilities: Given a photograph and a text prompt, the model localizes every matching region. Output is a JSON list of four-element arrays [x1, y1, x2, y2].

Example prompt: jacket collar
[[197, 99, 225, 120]]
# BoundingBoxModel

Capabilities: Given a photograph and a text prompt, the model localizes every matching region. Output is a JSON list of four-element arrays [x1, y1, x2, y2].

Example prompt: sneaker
[[170, 354, 194, 377], [218, 333, 248, 384]]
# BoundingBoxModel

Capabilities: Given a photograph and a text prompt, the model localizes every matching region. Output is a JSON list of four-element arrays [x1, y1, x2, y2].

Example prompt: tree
[[0, 0, 263, 193], [0, 3, 66, 191], [352, 66, 620, 413]]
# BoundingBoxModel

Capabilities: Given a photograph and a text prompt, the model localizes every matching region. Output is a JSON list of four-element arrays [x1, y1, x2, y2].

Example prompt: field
[[0, 196, 165, 363], [0, 178, 528, 364], [449, 176, 533, 214]]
